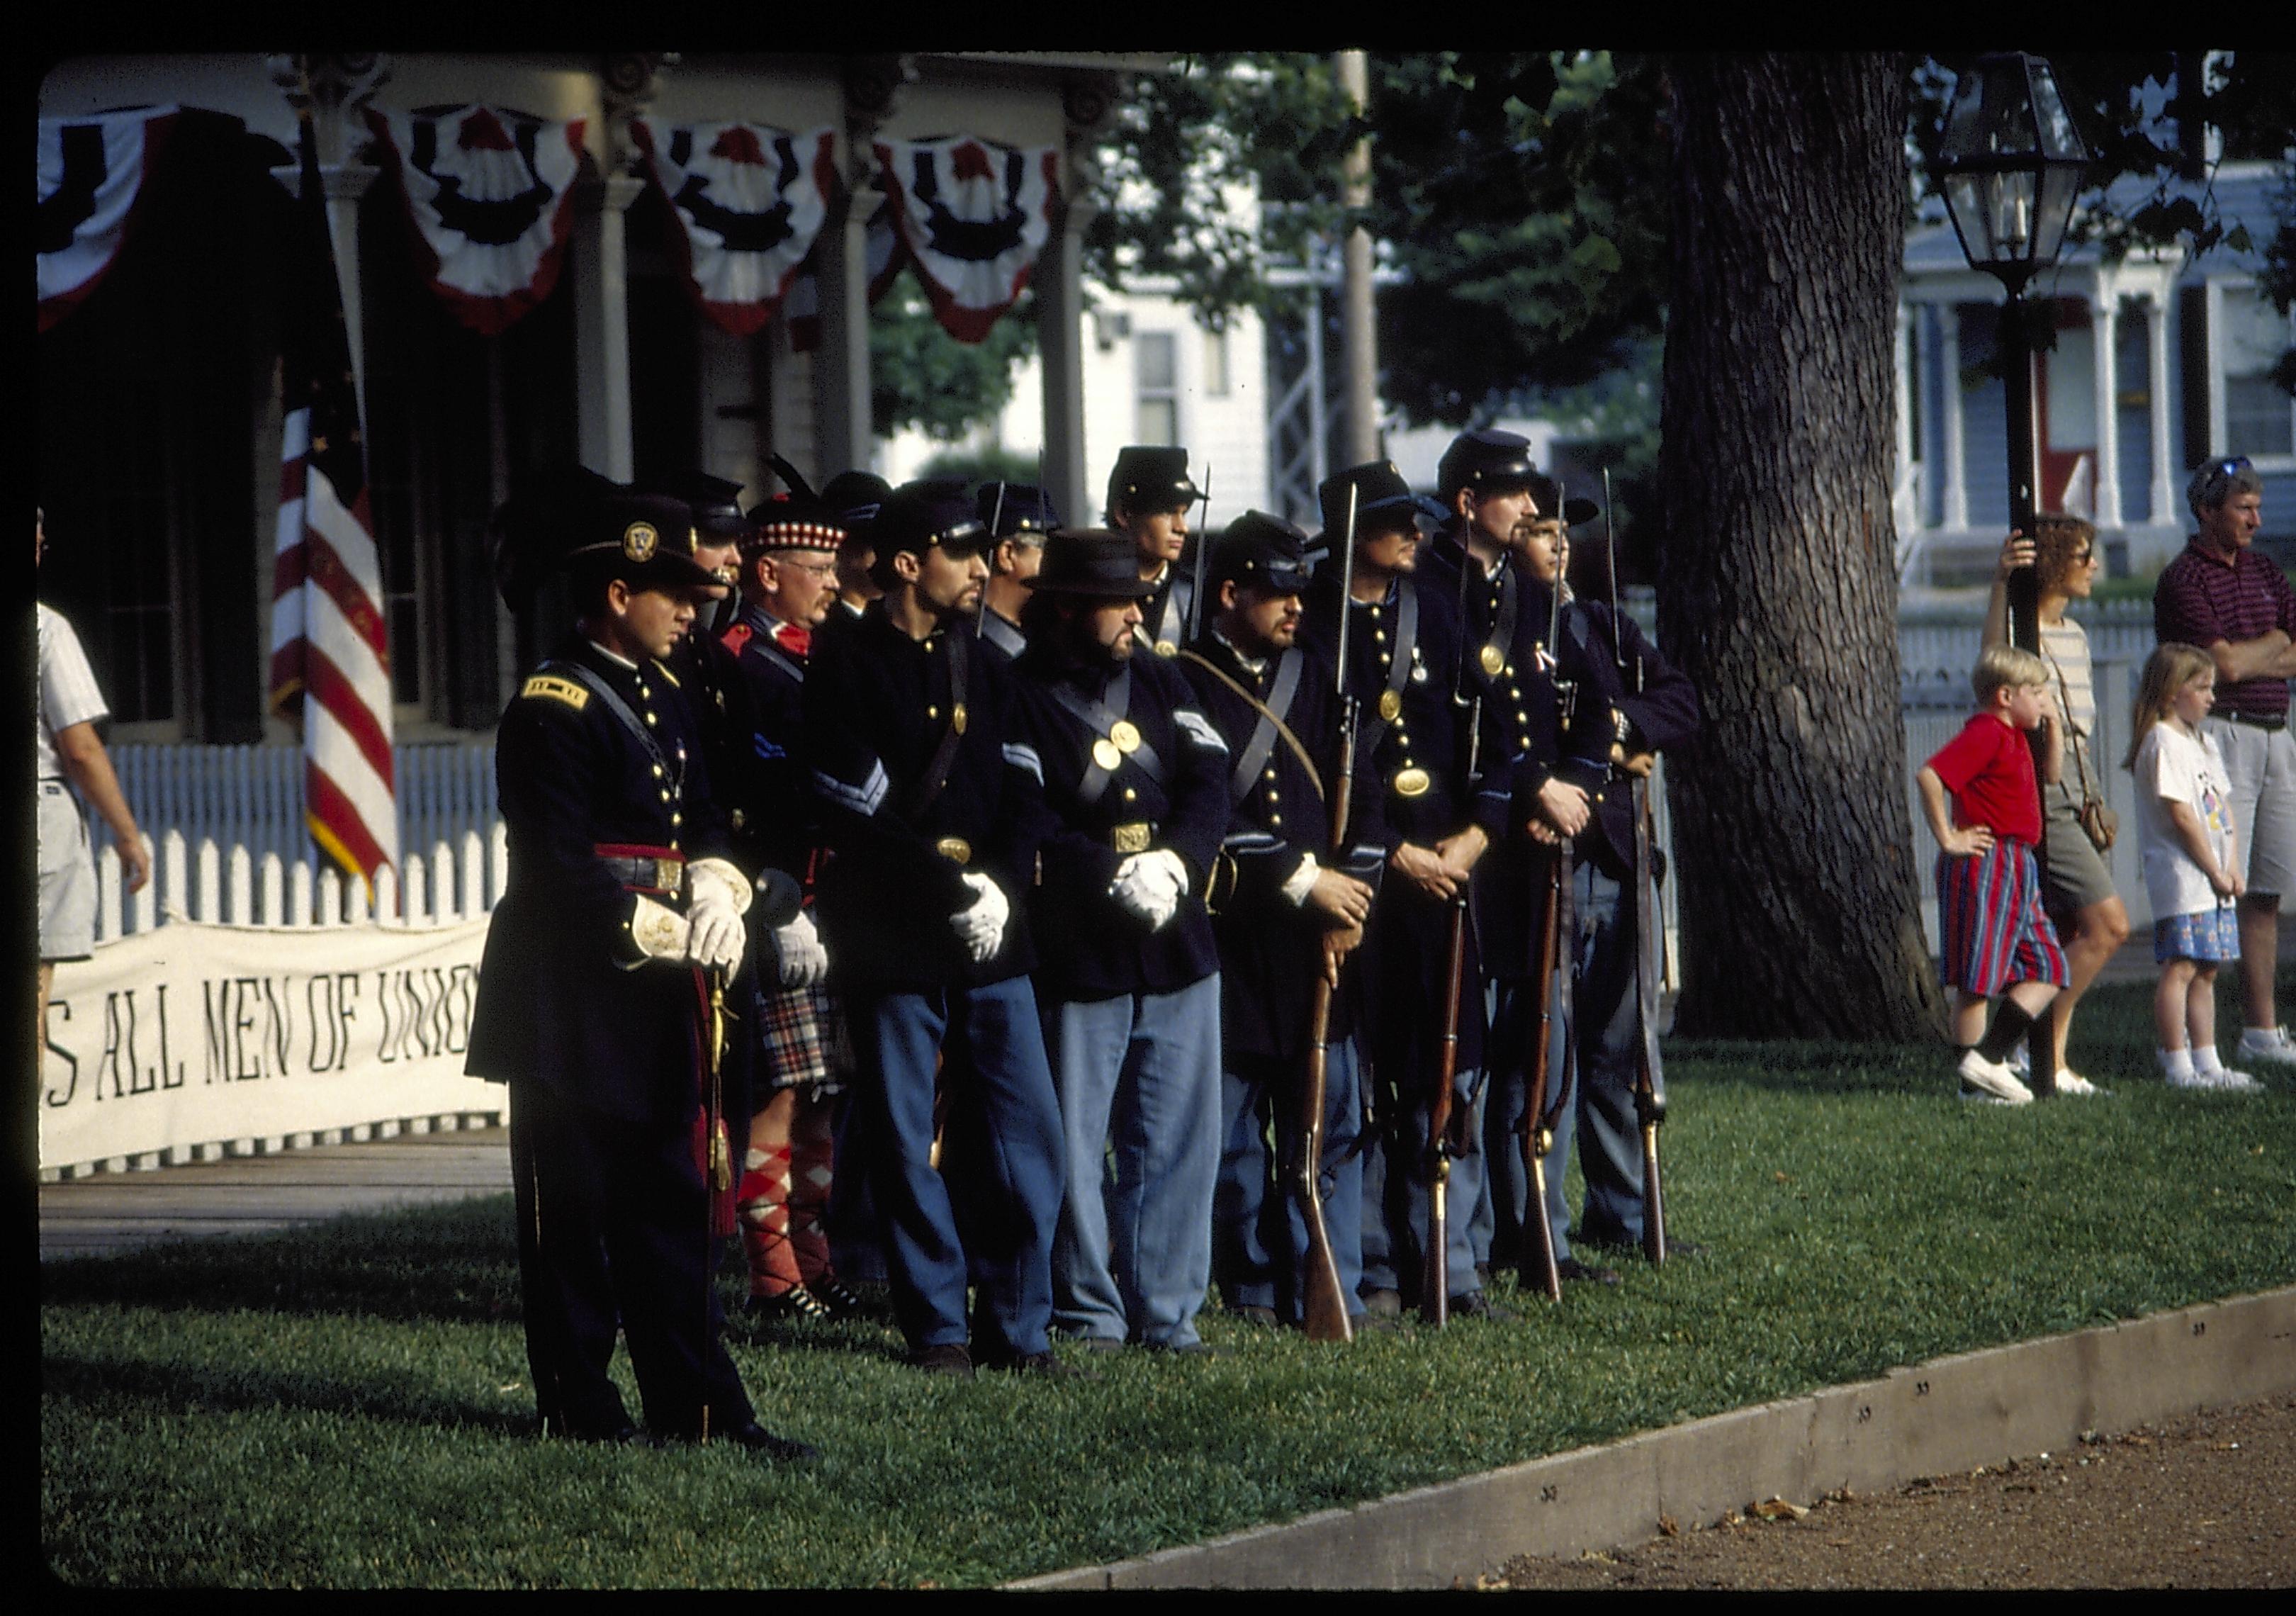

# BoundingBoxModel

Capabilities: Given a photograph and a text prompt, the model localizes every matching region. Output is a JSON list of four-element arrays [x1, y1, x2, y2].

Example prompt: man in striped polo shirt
[[2152, 456, 2296, 1071]]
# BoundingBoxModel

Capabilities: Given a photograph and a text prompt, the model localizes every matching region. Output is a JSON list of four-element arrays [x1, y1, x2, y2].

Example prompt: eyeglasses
[[2215, 456, 2254, 476]]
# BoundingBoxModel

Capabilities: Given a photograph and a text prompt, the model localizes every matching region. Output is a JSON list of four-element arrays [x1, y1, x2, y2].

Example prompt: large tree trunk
[[1655, 54, 1946, 1040]]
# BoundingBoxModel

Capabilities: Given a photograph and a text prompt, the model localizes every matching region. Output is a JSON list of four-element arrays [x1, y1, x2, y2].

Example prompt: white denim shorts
[[38, 780, 96, 960]]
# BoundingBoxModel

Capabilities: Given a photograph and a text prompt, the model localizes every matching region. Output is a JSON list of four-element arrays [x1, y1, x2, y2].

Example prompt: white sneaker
[[2235, 1027, 2296, 1067], [1958, 1049, 2035, 1105], [2052, 1069, 2107, 1096], [2194, 1063, 2266, 1093]]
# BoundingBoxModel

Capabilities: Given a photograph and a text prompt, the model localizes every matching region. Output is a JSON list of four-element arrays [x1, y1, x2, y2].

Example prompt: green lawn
[[40, 977, 2296, 1588]]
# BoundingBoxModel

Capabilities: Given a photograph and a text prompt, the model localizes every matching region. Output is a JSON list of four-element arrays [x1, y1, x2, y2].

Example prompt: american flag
[[269, 113, 397, 890]]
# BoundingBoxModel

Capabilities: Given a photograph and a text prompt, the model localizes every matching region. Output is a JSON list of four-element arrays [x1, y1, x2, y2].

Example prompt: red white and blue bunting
[[784, 197, 906, 353], [631, 118, 837, 337], [872, 135, 1059, 344], [363, 104, 586, 337], [36, 105, 180, 332]]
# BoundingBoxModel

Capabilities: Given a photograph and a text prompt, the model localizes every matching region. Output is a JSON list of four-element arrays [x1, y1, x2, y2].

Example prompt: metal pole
[[1335, 50, 1380, 467], [2002, 283, 2041, 656]]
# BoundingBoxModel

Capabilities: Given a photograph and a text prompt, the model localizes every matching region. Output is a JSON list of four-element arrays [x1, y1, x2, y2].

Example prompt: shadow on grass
[[42, 1194, 920, 1363], [42, 1350, 536, 1440], [1665, 1039, 1942, 1095]]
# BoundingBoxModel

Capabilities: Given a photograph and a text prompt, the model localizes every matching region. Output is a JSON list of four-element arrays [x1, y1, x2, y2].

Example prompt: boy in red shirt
[[1917, 644, 2069, 1104]]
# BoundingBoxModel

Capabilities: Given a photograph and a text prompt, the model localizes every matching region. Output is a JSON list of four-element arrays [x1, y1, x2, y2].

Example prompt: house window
[[2219, 284, 2295, 464], [1203, 326, 1231, 398], [1136, 330, 1178, 444]]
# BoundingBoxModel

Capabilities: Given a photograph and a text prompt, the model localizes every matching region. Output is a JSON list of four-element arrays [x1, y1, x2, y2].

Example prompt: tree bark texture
[[1655, 54, 1947, 1040]]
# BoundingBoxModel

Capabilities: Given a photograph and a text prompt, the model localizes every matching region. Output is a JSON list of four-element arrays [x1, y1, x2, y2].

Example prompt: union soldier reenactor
[[1106, 444, 1203, 656], [1300, 461, 1512, 1323], [646, 469, 773, 1218], [802, 481, 1080, 1377], [1531, 493, 1703, 1268], [1416, 430, 1616, 1286], [814, 468, 893, 655], [974, 480, 1059, 665], [719, 467, 861, 1323], [467, 468, 816, 1460], [1179, 512, 1388, 1332], [1006, 528, 1233, 1354]]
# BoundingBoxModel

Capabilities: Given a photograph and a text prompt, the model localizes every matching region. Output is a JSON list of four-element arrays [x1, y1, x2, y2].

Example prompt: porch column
[[812, 188, 874, 479], [2146, 288, 2178, 526], [2090, 286, 2123, 528], [1892, 299, 1917, 534], [570, 175, 643, 481], [1940, 303, 1969, 532]]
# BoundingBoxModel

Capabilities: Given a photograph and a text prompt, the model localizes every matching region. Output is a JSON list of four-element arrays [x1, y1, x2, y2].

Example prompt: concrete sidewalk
[[37, 1123, 511, 1263]]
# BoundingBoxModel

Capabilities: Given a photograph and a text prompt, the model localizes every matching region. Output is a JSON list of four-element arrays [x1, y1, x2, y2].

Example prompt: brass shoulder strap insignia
[[651, 658, 683, 689], [520, 674, 591, 711]]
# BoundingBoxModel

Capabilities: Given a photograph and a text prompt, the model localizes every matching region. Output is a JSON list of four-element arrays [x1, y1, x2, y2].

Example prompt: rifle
[[1422, 550, 1484, 1327], [1519, 486, 1576, 1305], [1188, 461, 1214, 641], [1298, 480, 1358, 1344], [702, 962, 734, 1442], [1604, 466, 1668, 1264], [977, 480, 1008, 636]]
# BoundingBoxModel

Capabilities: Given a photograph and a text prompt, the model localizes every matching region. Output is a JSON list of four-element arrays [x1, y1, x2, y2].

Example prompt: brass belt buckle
[[1111, 821, 1152, 854], [658, 858, 684, 896], [1391, 766, 1432, 799], [935, 836, 974, 865]]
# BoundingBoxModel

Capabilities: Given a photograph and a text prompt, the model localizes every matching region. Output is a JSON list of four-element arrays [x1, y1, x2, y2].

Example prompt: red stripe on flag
[[302, 510, 391, 663], [306, 763, 389, 882], [303, 644, 397, 790]]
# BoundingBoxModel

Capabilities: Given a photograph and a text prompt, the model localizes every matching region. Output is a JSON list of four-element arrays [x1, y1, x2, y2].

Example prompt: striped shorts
[[1937, 838, 2069, 997]]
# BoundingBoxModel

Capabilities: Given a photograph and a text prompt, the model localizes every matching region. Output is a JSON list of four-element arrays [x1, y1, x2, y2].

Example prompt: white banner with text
[[39, 916, 502, 1171]]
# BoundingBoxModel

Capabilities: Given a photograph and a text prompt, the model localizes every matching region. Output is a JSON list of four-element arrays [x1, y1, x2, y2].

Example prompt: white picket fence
[[89, 821, 510, 944]]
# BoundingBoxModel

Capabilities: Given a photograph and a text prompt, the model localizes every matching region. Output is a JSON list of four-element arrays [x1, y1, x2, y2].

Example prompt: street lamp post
[[1935, 51, 2091, 653], [1933, 53, 2089, 1092]]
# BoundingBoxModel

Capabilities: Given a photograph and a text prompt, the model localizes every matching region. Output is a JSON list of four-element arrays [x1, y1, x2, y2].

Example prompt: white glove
[[627, 894, 691, 965], [772, 909, 829, 989], [686, 888, 746, 975], [951, 871, 1010, 964], [685, 857, 753, 916], [1110, 850, 1188, 931]]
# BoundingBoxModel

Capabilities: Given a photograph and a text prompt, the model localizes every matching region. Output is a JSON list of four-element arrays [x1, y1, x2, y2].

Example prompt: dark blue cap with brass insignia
[[1024, 528, 1161, 599], [818, 469, 894, 546], [1436, 428, 1540, 500], [643, 469, 749, 542], [977, 481, 1061, 540], [1317, 460, 1446, 548], [492, 468, 724, 607], [1529, 473, 1602, 528], [1106, 445, 1202, 517], [1208, 510, 1315, 597], [874, 480, 991, 564]]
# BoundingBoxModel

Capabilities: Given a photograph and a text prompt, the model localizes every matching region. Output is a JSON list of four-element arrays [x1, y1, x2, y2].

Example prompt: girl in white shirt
[[2127, 643, 2263, 1092]]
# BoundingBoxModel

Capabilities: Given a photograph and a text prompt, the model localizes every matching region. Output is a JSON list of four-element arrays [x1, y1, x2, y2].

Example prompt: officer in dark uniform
[[466, 469, 815, 1459], [1534, 503, 1702, 1268], [1416, 430, 1617, 1286], [802, 481, 1076, 1378], [1300, 460, 1510, 1322], [1106, 445, 1203, 656], [975, 481, 1059, 664], [1179, 511, 1388, 1332], [1006, 528, 1233, 1353]]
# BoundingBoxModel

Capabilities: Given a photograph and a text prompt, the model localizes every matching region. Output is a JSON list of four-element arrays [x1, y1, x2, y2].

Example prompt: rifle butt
[[1642, 1119, 1667, 1264], [1524, 1146, 1563, 1303], [1299, 986, 1354, 1343], [1422, 1172, 1449, 1325]]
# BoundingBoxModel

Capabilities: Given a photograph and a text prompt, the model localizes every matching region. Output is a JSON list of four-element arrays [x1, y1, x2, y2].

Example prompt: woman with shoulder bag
[[1982, 515, 2132, 1095]]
